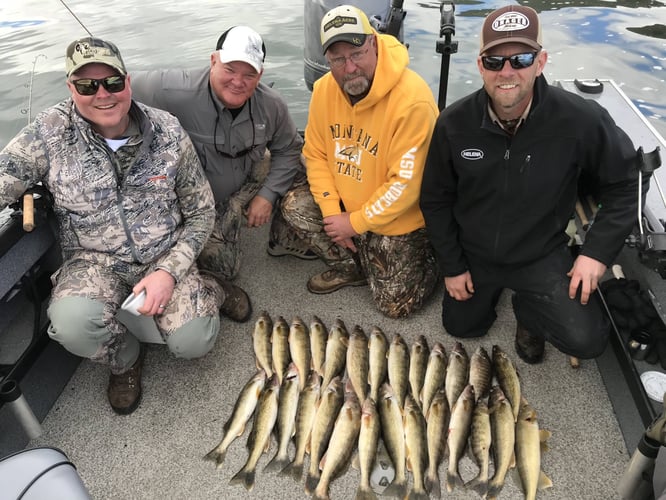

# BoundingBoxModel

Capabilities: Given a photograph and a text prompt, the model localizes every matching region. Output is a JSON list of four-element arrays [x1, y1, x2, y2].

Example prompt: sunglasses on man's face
[[71, 75, 126, 96], [481, 52, 538, 71]]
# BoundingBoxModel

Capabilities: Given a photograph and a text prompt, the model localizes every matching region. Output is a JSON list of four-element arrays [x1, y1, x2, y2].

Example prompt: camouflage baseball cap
[[65, 37, 127, 77]]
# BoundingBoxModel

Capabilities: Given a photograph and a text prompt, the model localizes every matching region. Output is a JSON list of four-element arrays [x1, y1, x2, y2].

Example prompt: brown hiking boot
[[219, 280, 252, 323], [108, 348, 144, 415], [515, 324, 545, 364], [307, 268, 367, 294]]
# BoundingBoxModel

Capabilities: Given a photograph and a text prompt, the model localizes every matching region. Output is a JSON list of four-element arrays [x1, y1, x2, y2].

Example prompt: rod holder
[[0, 379, 43, 439]]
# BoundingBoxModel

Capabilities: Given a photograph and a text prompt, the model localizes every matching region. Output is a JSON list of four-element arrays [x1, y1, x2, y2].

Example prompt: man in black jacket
[[420, 5, 640, 363]]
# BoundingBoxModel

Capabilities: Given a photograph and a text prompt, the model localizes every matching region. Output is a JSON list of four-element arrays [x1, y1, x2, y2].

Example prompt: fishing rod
[[58, 0, 94, 36]]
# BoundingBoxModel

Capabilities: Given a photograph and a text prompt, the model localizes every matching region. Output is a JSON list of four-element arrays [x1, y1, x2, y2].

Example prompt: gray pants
[[47, 255, 222, 374], [277, 183, 440, 318]]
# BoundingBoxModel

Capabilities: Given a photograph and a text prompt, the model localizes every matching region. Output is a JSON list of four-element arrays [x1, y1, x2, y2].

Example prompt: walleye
[[229, 374, 280, 491], [272, 316, 291, 385], [492, 344, 521, 421], [387, 334, 409, 409], [355, 398, 380, 500], [408, 335, 429, 412], [445, 341, 469, 411], [403, 394, 429, 500], [347, 325, 370, 404], [377, 383, 407, 498], [289, 316, 311, 391], [313, 386, 362, 500], [424, 388, 449, 499], [264, 363, 300, 473], [305, 376, 345, 495], [368, 326, 389, 403], [310, 315, 328, 379], [515, 398, 553, 500], [321, 319, 349, 390], [204, 370, 267, 468], [252, 311, 273, 377], [487, 385, 516, 499], [420, 342, 447, 418], [281, 371, 322, 481], [466, 398, 492, 497], [469, 345, 492, 401], [445, 384, 475, 493]]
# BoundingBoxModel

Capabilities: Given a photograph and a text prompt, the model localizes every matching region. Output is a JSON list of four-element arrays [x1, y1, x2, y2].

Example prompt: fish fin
[[280, 460, 304, 482], [354, 485, 379, 500], [486, 480, 504, 499], [304, 472, 320, 495], [351, 452, 360, 471], [229, 468, 255, 491], [406, 490, 430, 500], [383, 479, 407, 498], [425, 473, 441, 499], [538, 470, 553, 490], [445, 470, 465, 493], [466, 476, 488, 498], [203, 448, 226, 468], [263, 453, 289, 473]]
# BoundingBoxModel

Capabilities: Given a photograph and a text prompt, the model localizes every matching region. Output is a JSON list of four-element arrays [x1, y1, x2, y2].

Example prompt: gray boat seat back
[[0, 447, 91, 500]]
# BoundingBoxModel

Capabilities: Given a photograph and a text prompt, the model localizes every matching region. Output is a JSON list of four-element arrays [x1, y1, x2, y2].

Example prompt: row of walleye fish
[[204, 312, 553, 499]]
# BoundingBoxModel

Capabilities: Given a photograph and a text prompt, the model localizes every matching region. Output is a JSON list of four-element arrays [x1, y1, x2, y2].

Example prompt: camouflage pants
[[277, 183, 440, 318], [47, 253, 223, 373], [197, 154, 307, 279]]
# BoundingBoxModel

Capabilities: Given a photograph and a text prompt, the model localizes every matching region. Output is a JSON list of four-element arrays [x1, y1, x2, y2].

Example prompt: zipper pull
[[520, 154, 531, 173], [504, 149, 510, 161]]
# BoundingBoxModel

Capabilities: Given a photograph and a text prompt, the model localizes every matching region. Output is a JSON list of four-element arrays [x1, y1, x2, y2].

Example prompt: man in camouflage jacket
[[0, 37, 250, 415]]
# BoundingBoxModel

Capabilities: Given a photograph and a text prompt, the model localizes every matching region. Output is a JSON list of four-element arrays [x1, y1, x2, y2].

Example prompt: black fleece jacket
[[420, 75, 640, 276]]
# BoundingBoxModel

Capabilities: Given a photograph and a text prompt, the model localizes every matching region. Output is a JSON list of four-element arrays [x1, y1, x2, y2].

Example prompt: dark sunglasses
[[71, 75, 126, 96], [481, 52, 538, 71]]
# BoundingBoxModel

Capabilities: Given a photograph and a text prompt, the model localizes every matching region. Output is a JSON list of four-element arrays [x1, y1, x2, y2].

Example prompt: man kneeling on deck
[[420, 6, 641, 363], [0, 37, 250, 415], [275, 5, 440, 318]]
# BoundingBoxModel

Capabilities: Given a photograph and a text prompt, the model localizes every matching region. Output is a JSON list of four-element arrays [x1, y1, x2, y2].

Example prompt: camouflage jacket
[[0, 98, 215, 282]]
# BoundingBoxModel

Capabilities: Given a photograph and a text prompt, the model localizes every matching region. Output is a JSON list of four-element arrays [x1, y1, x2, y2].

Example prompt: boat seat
[[0, 447, 91, 500]]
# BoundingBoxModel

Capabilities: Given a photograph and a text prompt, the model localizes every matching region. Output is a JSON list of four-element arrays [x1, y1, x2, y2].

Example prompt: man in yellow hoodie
[[276, 4, 439, 318]]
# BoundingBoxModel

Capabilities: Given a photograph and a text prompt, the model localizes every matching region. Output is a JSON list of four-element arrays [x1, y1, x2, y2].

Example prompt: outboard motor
[[303, 0, 406, 90]]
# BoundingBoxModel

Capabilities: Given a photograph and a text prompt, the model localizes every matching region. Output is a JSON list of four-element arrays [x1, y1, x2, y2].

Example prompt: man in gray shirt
[[132, 26, 314, 305]]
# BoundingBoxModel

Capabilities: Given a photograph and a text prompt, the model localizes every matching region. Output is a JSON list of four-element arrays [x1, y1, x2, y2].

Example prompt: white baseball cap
[[216, 26, 265, 72]]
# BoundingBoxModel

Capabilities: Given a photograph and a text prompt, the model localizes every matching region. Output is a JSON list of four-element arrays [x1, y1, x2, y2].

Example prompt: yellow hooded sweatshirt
[[303, 32, 438, 236]]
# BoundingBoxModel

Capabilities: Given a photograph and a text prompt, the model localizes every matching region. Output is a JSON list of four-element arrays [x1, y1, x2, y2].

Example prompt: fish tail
[[280, 460, 304, 482], [304, 472, 320, 495], [263, 453, 288, 473], [312, 483, 330, 500], [486, 480, 504, 499], [229, 468, 255, 491], [354, 485, 379, 500], [445, 470, 464, 493], [425, 472, 441, 499], [406, 490, 430, 500], [383, 479, 407, 498], [203, 448, 226, 468], [466, 476, 488, 498]]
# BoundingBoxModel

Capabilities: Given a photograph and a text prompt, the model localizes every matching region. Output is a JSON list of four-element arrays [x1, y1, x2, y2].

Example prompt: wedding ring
[[158, 304, 166, 308]]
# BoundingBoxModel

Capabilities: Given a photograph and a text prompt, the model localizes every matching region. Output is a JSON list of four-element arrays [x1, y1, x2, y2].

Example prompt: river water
[[1, 0, 665, 149]]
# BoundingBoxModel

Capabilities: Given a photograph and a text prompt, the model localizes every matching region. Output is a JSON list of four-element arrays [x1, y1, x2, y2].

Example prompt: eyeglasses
[[328, 46, 371, 69], [71, 75, 126, 96], [481, 52, 538, 71]]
